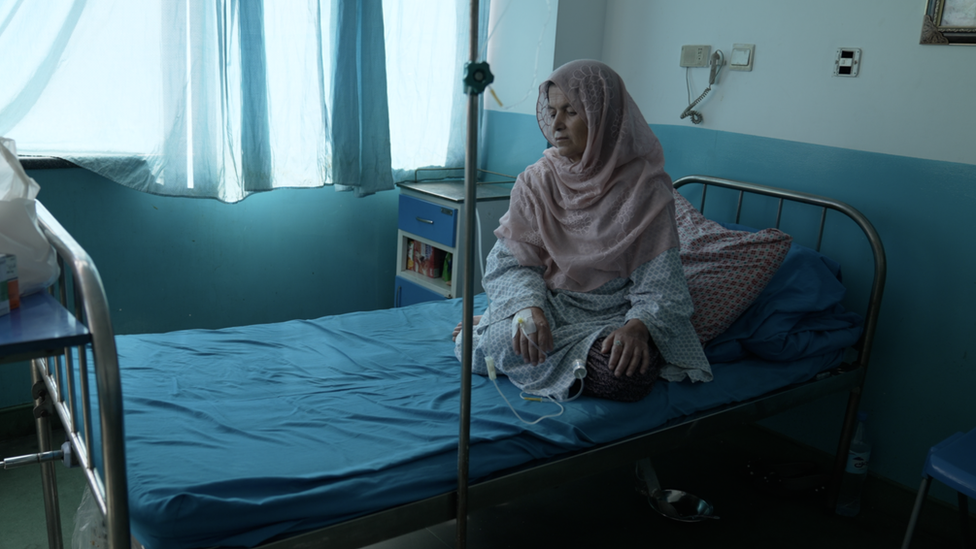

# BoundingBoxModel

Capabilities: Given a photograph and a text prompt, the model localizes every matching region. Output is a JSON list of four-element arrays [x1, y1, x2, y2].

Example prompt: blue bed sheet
[[78, 290, 857, 549]]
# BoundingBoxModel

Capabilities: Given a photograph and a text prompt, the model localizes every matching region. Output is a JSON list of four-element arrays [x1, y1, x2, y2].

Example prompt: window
[[0, 0, 481, 202]]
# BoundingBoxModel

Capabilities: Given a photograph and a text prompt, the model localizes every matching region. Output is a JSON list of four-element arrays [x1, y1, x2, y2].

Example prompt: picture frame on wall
[[920, 0, 976, 44]]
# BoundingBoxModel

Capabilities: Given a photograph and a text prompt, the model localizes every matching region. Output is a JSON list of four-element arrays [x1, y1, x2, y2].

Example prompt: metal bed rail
[[33, 201, 131, 549], [672, 174, 887, 508], [673, 175, 886, 370]]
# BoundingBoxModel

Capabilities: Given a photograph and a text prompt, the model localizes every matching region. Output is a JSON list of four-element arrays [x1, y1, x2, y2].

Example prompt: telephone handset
[[708, 50, 724, 85], [681, 50, 724, 125]]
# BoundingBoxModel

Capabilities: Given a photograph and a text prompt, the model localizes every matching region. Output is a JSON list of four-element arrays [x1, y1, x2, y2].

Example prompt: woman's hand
[[513, 307, 553, 365], [601, 319, 651, 377], [452, 315, 482, 341]]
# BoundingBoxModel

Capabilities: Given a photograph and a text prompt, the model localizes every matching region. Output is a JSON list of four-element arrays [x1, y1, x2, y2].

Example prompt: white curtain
[[0, 0, 486, 202]]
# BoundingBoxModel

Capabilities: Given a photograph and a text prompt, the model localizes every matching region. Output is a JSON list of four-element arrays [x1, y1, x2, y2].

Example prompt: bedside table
[[394, 180, 511, 307]]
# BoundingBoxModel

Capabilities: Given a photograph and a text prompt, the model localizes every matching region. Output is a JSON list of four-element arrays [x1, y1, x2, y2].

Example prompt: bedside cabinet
[[394, 180, 511, 308]]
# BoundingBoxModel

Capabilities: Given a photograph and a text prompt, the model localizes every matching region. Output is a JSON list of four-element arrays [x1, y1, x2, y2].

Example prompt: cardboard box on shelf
[[417, 244, 444, 279]]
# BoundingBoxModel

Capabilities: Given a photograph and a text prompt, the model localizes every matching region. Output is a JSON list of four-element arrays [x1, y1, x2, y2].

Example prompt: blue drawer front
[[394, 276, 446, 307], [398, 195, 456, 247]]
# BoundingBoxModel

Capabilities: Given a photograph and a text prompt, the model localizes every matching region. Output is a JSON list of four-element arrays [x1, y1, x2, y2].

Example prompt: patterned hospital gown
[[455, 240, 712, 400]]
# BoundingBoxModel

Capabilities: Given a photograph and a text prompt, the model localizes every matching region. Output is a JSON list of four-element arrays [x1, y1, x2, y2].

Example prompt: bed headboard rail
[[672, 175, 886, 371], [34, 201, 130, 547]]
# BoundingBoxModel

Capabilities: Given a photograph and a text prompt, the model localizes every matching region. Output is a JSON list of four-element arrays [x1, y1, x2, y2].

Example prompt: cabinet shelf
[[397, 232, 452, 297], [396, 269, 452, 297]]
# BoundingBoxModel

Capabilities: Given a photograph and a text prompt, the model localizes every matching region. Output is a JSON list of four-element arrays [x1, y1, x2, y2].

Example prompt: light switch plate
[[729, 43, 755, 71]]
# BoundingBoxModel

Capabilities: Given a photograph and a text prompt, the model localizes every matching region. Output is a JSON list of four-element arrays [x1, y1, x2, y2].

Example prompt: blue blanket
[[704, 241, 863, 363]]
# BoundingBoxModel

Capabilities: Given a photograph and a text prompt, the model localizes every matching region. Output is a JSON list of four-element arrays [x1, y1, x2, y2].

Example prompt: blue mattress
[[76, 242, 862, 548]]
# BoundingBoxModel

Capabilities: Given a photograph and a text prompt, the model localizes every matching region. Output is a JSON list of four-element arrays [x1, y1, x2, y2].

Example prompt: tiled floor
[[1, 424, 970, 549]]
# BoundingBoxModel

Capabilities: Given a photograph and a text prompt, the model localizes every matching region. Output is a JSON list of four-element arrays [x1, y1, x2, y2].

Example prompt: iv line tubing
[[495, 379, 565, 424], [475, 207, 485, 284]]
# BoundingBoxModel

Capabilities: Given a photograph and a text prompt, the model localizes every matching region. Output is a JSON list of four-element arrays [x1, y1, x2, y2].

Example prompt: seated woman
[[455, 60, 711, 402]]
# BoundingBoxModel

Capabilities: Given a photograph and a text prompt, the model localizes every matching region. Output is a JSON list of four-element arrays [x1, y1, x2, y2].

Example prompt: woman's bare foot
[[452, 315, 482, 341]]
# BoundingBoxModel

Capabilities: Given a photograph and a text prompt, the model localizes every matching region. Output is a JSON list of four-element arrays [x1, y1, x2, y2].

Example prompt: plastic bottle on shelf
[[835, 411, 871, 516], [442, 253, 452, 284]]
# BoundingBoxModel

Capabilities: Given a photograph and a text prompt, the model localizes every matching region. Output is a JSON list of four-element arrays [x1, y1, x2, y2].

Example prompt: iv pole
[[458, 0, 492, 547]]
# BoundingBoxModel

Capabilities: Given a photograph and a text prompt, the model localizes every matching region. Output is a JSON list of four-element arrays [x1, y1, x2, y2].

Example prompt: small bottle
[[835, 411, 871, 516], [442, 253, 452, 284]]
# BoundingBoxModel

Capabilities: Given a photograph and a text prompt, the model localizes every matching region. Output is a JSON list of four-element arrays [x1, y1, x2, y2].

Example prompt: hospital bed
[[3, 175, 885, 549]]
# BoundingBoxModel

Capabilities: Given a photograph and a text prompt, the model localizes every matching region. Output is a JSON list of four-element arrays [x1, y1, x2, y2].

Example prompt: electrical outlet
[[680, 45, 710, 68]]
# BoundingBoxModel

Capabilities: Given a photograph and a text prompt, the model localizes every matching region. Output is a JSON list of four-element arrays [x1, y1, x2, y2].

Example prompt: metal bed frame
[[5, 174, 885, 549], [1, 202, 127, 549]]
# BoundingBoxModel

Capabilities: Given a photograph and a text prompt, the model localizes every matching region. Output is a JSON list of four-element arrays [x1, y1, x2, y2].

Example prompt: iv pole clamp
[[457, 2, 490, 548], [463, 61, 494, 95]]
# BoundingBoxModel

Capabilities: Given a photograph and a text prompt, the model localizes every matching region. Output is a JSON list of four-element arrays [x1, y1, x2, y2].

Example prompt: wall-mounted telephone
[[708, 49, 724, 85], [680, 50, 724, 125]]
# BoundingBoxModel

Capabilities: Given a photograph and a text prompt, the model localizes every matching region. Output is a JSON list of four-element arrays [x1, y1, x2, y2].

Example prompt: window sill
[[18, 156, 81, 170]]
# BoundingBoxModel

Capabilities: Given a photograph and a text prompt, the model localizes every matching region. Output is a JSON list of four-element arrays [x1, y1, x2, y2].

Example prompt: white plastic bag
[[72, 486, 144, 549], [0, 137, 59, 296], [72, 486, 108, 549]]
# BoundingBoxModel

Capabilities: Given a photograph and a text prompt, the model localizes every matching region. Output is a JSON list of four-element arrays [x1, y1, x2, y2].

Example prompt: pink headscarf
[[494, 60, 679, 292]]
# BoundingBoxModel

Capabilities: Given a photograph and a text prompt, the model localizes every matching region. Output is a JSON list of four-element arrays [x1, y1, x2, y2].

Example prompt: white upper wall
[[485, 0, 976, 166], [553, 0, 607, 68], [484, 0, 609, 116], [484, 0, 559, 116], [602, 0, 976, 166]]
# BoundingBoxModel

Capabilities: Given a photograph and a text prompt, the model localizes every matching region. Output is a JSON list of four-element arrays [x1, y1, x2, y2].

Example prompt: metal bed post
[[31, 361, 64, 549], [35, 203, 130, 549], [457, 1, 484, 547]]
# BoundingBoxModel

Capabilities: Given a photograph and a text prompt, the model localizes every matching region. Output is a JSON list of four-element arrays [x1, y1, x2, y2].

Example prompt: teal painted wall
[[0, 168, 399, 409], [482, 108, 976, 504], [0, 363, 30, 411], [29, 168, 399, 334]]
